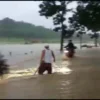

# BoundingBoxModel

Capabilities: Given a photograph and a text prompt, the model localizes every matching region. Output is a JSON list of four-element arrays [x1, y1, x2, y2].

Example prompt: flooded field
[[0, 43, 72, 79], [0, 43, 62, 67], [0, 43, 100, 99]]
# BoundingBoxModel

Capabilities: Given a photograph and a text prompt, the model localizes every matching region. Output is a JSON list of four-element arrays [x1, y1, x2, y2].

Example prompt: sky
[[0, 1, 77, 29]]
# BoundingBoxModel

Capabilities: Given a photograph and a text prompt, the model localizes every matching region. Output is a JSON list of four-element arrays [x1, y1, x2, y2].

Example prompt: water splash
[[6, 67, 38, 79], [53, 61, 72, 74], [1, 60, 72, 80]]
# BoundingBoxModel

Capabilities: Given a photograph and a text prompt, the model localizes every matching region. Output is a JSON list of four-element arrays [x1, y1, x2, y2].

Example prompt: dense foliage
[[69, 1, 100, 46], [39, 1, 74, 51]]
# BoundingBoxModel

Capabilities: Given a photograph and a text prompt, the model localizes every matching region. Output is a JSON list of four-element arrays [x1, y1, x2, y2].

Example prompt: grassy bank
[[0, 38, 25, 44], [0, 37, 95, 44], [0, 38, 60, 44]]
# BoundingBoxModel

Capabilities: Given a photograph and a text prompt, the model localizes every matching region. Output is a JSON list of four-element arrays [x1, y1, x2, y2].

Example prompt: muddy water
[[0, 48, 100, 99]]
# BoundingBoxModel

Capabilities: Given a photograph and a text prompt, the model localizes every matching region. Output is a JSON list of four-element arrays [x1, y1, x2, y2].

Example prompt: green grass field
[[0, 37, 60, 44], [0, 38, 25, 44], [0, 37, 96, 45]]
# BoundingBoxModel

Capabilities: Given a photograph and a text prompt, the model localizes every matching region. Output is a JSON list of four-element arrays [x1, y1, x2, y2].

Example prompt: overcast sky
[[0, 1, 77, 28]]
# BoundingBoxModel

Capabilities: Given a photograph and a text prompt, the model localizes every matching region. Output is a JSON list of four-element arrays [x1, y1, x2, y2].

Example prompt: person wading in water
[[38, 45, 56, 75]]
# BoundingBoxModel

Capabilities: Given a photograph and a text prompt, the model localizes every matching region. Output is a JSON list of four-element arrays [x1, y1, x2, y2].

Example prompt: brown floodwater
[[0, 48, 100, 99]]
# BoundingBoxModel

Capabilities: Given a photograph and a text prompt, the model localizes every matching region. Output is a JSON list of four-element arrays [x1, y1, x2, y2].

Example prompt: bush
[[0, 53, 9, 77]]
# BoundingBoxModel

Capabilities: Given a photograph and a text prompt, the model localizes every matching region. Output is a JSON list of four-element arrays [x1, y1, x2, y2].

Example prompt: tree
[[39, 1, 73, 51], [69, 1, 100, 47], [90, 32, 99, 47], [77, 31, 85, 49], [69, 13, 86, 49]]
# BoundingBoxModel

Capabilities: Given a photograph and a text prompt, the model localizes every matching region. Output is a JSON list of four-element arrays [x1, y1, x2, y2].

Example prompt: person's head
[[45, 45, 49, 50], [68, 40, 72, 43]]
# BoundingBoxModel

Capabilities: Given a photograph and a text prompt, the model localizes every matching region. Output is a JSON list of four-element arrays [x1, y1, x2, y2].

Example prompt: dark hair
[[69, 40, 72, 42], [45, 45, 49, 49]]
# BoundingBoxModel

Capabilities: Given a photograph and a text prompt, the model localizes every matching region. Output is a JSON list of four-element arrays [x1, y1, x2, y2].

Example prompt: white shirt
[[43, 49, 53, 63]]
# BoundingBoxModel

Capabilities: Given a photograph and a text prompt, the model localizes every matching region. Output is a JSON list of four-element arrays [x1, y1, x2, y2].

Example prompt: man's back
[[38, 45, 55, 75], [43, 49, 53, 63], [67, 42, 74, 49]]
